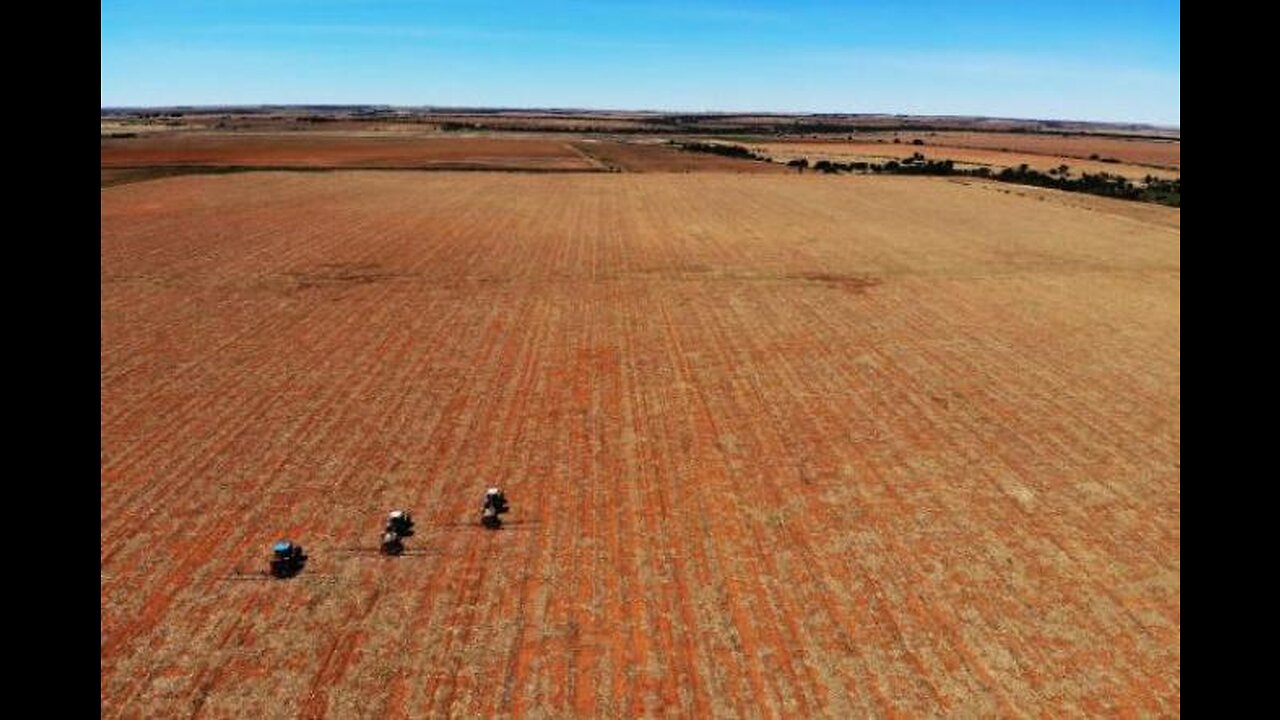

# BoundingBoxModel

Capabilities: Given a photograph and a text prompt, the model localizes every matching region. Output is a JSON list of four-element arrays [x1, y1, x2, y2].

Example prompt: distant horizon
[[99, 103, 1179, 131], [103, 2, 1179, 126]]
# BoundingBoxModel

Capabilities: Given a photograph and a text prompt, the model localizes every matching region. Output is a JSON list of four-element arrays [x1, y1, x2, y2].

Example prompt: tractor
[[380, 530, 404, 556], [481, 488, 510, 529], [269, 540, 307, 578], [386, 510, 415, 537]]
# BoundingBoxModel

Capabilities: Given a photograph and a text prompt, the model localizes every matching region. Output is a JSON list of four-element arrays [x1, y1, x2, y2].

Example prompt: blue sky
[[101, 1, 1180, 125]]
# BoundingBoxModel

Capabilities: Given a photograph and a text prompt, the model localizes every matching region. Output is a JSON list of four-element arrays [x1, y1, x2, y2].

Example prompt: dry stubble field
[[102, 171, 1179, 717], [751, 142, 1179, 181], [844, 132, 1180, 170]]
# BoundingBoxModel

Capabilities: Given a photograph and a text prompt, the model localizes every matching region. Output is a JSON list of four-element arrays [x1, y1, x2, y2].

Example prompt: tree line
[[783, 152, 1179, 207]]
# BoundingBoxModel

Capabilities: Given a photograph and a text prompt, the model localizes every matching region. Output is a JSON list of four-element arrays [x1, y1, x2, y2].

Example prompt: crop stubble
[[102, 172, 1179, 717], [752, 142, 1179, 181], [768, 132, 1179, 170]]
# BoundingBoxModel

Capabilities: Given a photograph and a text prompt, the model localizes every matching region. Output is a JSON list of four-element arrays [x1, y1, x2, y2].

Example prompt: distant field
[[98, 133, 790, 177], [100, 120, 1180, 190], [752, 141, 1179, 181], [99, 133, 793, 183], [100, 133, 598, 171], [866, 131, 1181, 169], [102, 109, 1180, 142], [103, 171, 1179, 717]]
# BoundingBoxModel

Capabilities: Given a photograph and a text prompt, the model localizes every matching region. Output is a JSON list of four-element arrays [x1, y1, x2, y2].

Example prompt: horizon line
[[99, 104, 1180, 130]]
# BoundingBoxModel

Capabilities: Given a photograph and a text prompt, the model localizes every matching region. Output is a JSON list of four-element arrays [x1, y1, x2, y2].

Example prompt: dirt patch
[[790, 271, 882, 293], [280, 263, 409, 293], [102, 166, 232, 187]]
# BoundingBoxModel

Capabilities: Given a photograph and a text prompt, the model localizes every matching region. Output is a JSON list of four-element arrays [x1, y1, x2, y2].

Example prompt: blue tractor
[[269, 540, 307, 578]]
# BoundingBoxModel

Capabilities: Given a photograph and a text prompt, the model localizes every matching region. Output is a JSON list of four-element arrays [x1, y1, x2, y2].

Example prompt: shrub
[[676, 142, 768, 161]]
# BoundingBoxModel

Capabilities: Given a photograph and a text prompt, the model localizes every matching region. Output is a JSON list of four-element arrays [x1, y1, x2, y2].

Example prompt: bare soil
[[102, 172, 1180, 717]]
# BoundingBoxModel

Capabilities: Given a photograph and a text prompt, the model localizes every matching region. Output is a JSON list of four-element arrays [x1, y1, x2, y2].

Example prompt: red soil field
[[102, 172, 1179, 717], [100, 133, 597, 171], [99, 132, 787, 177]]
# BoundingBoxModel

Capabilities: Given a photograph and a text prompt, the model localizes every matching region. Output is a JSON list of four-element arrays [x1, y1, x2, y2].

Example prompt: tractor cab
[[484, 488, 510, 515], [481, 488, 508, 529], [386, 510, 415, 537]]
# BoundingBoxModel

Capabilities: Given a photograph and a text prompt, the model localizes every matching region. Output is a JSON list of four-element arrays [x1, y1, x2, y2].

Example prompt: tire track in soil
[[782, 285, 1033, 714], [298, 582, 382, 718], [781, 277, 1174, 714], [654, 297, 778, 716], [883, 280, 1179, 713], [397, 292, 541, 717], [693, 288, 905, 716], [608, 290, 685, 715]]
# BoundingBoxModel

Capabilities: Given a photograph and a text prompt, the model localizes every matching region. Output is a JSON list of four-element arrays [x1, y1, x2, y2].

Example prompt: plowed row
[[102, 172, 1180, 717]]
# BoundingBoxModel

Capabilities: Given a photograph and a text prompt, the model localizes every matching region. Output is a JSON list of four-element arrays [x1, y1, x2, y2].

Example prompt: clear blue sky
[[101, 1, 1180, 125]]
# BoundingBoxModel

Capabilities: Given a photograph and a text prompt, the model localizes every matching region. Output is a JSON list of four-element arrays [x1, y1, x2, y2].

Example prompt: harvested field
[[100, 133, 596, 171], [102, 172, 1179, 717], [945, 178, 1181, 230], [430, 114, 661, 132], [573, 140, 788, 173], [755, 141, 1179, 181]]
